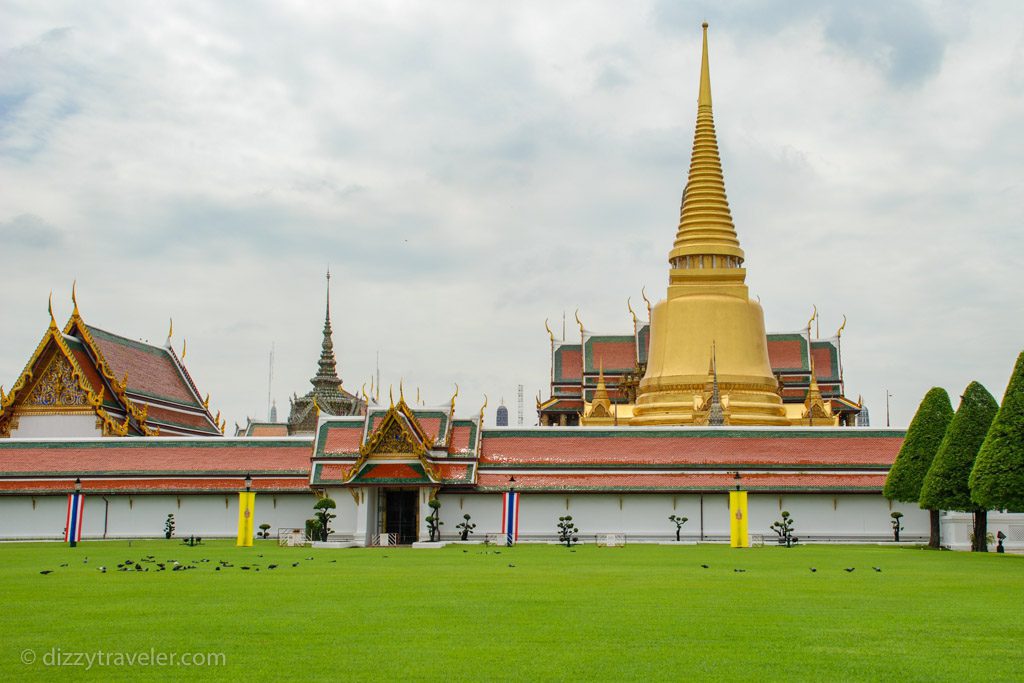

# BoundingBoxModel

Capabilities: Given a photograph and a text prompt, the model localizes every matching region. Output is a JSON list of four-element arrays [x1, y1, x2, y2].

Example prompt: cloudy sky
[[1, 1, 1021, 429]]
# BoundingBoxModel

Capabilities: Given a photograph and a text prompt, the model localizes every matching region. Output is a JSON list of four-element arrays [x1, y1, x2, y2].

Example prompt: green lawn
[[1, 540, 1021, 681]]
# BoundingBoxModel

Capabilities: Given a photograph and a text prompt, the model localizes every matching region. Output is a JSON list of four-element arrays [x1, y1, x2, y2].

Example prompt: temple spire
[[669, 22, 745, 287], [311, 270, 343, 392], [698, 22, 712, 108]]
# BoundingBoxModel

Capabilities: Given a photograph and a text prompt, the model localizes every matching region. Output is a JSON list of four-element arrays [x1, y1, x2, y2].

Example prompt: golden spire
[[669, 22, 745, 284], [593, 361, 610, 404], [47, 292, 56, 329], [71, 280, 80, 318]]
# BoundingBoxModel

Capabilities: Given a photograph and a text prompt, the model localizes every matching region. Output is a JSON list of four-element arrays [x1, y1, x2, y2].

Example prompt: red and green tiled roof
[[310, 459, 477, 486], [479, 428, 905, 467], [475, 471, 886, 492], [810, 340, 840, 381], [351, 462, 433, 484], [240, 422, 290, 437], [583, 336, 637, 373], [553, 344, 583, 383], [0, 438, 312, 477], [448, 419, 479, 456], [766, 334, 809, 372], [316, 418, 366, 456], [85, 325, 204, 409], [0, 476, 311, 494]]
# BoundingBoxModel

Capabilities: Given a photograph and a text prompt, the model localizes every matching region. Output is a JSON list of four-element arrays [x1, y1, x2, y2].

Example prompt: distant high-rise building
[[496, 399, 509, 427]]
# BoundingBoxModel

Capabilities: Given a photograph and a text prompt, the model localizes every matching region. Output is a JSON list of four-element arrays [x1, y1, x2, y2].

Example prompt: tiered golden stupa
[[629, 23, 790, 426]]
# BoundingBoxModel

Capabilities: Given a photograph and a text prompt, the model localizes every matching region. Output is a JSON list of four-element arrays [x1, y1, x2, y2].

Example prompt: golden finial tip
[[702, 21, 708, 29]]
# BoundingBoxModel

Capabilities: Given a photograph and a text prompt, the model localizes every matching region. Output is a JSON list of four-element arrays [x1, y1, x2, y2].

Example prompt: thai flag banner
[[501, 491, 520, 546], [64, 492, 84, 545]]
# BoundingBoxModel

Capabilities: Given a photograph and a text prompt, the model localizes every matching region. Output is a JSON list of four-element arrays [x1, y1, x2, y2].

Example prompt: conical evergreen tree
[[920, 382, 998, 551], [971, 351, 1024, 512], [883, 387, 953, 548]]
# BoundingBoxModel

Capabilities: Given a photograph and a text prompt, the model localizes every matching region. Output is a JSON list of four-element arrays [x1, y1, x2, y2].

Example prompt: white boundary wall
[[2, 490, 1021, 550]]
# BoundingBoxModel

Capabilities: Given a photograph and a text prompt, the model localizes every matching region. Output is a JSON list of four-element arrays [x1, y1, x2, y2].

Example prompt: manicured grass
[[1, 540, 1021, 681]]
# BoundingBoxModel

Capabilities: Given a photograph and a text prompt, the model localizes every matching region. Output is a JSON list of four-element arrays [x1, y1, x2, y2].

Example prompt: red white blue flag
[[501, 491, 519, 546], [64, 493, 84, 544]]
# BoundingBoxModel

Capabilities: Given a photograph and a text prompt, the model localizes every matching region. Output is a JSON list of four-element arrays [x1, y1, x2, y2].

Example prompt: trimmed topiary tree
[[456, 514, 476, 541], [313, 498, 337, 542], [425, 498, 443, 542], [971, 351, 1024, 513], [771, 511, 797, 547], [890, 511, 904, 542], [920, 382, 998, 552], [883, 387, 954, 548], [557, 515, 579, 547], [668, 514, 688, 541]]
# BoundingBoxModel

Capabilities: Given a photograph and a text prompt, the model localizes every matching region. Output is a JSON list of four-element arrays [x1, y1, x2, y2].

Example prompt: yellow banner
[[236, 491, 255, 547], [729, 490, 749, 548]]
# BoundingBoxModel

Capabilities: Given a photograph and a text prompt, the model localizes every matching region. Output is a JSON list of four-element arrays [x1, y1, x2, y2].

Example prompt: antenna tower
[[267, 343, 275, 420]]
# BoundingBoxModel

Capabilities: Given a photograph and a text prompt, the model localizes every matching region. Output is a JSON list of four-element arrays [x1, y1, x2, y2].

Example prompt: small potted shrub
[[669, 514, 688, 542], [456, 514, 476, 541], [164, 513, 175, 539], [557, 515, 579, 548], [259, 523, 272, 540], [771, 511, 797, 547], [890, 512, 904, 542], [313, 498, 336, 542], [426, 498, 443, 542]]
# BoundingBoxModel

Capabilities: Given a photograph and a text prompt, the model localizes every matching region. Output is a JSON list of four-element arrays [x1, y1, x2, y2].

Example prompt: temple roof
[[1, 297, 222, 437], [0, 437, 312, 493]]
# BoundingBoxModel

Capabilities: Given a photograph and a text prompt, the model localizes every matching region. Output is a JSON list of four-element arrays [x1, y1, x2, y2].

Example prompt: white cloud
[[1, 1, 1022, 427]]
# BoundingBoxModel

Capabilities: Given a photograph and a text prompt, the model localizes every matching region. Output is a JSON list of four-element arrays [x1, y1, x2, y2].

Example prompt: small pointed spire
[[71, 280, 80, 317], [181, 338, 187, 359], [47, 291, 56, 329], [166, 318, 173, 347], [310, 270, 343, 394], [707, 342, 725, 426], [699, 22, 712, 107]]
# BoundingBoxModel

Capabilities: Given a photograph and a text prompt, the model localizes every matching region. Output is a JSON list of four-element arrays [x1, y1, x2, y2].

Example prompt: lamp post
[[508, 476, 516, 492], [885, 390, 894, 427], [75, 477, 82, 493], [244, 473, 252, 492]]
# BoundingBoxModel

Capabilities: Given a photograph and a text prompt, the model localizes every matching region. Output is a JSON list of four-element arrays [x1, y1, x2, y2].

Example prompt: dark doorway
[[383, 490, 418, 545]]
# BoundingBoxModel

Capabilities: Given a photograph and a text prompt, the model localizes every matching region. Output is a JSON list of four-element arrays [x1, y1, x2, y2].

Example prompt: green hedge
[[919, 382, 997, 512], [883, 387, 953, 503], [971, 351, 1024, 511]]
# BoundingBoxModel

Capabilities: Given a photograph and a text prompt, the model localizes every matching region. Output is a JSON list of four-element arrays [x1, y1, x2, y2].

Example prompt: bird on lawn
[[873, 567, 882, 572], [268, 564, 278, 570], [305, 557, 314, 561], [701, 564, 710, 569], [83, 557, 88, 563], [508, 564, 516, 568], [809, 568, 817, 573], [40, 570, 53, 575], [329, 559, 337, 563], [844, 568, 855, 573], [215, 566, 221, 571], [60, 563, 68, 567], [240, 566, 250, 571], [734, 569, 746, 573], [292, 562, 299, 567], [98, 566, 107, 573]]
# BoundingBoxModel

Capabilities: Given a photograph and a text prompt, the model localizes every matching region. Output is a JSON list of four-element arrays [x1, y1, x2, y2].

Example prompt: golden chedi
[[631, 23, 789, 427]]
